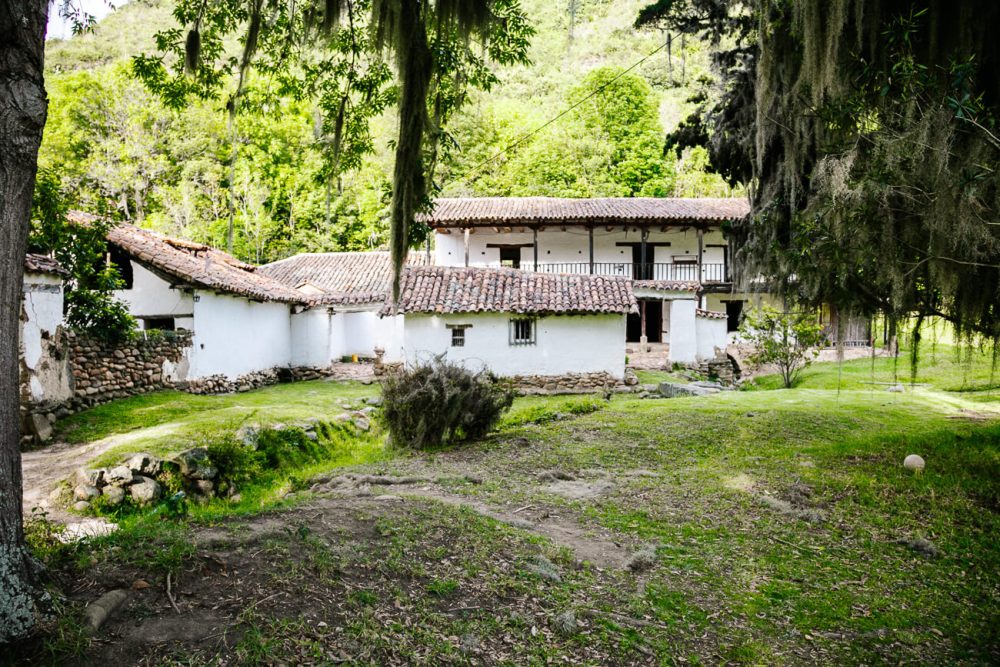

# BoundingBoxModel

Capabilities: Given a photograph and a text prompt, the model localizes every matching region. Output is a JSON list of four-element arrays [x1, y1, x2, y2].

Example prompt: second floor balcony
[[527, 261, 729, 284]]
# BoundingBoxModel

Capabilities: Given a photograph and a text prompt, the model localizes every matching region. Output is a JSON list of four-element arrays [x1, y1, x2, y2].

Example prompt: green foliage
[[381, 358, 515, 449], [207, 433, 262, 484], [739, 306, 826, 388], [40, 0, 733, 267], [28, 169, 136, 342]]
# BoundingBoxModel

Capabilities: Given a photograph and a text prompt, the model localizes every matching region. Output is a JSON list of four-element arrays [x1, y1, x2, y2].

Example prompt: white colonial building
[[382, 266, 635, 384], [32, 199, 749, 396]]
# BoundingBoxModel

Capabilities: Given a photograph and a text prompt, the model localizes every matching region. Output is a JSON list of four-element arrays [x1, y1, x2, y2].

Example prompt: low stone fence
[[508, 370, 639, 394], [68, 330, 192, 406]]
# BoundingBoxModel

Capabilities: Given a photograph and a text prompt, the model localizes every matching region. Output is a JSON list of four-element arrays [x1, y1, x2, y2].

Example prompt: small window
[[142, 317, 175, 332], [510, 318, 536, 346], [451, 327, 466, 347]]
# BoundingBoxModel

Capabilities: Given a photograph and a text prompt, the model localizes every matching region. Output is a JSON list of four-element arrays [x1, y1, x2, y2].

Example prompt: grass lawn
[[19, 354, 1000, 665], [56, 380, 379, 468]]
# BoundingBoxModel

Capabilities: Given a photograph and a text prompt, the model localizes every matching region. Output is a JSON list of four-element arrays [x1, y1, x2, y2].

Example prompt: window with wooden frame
[[509, 318, 536, 346], [448, 324, 469, 347]]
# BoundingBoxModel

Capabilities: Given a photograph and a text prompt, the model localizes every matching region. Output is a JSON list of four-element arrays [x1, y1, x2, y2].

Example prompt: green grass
[[27, 362, 1000, 664], [750, 344, 999, 400], [56, 380, 378, 467]]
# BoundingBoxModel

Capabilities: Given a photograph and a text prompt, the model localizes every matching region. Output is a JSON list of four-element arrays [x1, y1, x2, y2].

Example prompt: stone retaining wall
[[68, 330, 193, 406], [508, 371, 637, 394]]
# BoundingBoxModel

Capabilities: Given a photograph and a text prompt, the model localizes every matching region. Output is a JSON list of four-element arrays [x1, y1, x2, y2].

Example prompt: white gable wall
[[115, 261, 195, 325], [189, 291, 291, 379], [402, 312, 626, 378]]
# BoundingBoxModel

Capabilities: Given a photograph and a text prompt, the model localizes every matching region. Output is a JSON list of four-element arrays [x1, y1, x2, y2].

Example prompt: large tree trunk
[[0, 0, 49, 643]]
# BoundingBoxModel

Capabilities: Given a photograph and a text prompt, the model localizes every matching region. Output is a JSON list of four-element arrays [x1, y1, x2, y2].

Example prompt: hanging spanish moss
[[731, 0, 1000, 353]]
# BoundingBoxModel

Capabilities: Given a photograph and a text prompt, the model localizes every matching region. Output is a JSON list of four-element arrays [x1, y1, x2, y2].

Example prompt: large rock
[[126, 452, 161, 477], [130, 476, 162, 505], [28, 412, 53, 443], [657, 382, 720, 398], [105, 465, 137, 485], [236, 424, 260, 448], [74, 484, 101, 502], [75, 467, 106, 488], [175, 447, 218, 480], [102, 485, 125, 506]]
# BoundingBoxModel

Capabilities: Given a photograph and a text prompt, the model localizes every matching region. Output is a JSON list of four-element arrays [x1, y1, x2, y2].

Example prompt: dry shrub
[[381, 358, 515, 449]]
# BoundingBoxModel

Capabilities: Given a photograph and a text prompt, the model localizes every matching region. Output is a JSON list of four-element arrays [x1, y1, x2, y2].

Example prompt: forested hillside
[[42, 0, 735, 263]]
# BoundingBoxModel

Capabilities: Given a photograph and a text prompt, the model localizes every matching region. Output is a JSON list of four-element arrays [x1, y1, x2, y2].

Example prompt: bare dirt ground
[[46, 492, 672, 666]]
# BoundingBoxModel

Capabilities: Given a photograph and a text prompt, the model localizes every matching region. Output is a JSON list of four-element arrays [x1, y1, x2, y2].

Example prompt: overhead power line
[[451, 40, 670, 187]]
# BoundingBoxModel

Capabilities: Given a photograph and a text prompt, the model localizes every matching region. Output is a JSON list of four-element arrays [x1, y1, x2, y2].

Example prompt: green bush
[[207, 433, 262, 484], [381, 359, 515, 449]]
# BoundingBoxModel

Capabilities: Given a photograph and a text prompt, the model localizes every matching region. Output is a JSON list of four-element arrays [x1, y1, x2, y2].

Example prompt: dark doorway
[[626, 299, 663, 342], [724, 300, 744, 332], [499, 246, 521, 268], [631, 244, 654, 280]]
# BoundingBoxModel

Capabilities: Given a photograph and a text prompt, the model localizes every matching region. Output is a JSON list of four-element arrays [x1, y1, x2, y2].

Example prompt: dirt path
[[309, 473, 634, 570]]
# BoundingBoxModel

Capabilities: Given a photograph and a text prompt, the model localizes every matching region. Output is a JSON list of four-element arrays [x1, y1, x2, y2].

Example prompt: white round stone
[[903, 454, 925, 473]]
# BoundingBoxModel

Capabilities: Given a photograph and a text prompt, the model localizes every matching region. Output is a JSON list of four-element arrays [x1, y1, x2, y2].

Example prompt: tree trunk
[[0, 0, 49, 643]]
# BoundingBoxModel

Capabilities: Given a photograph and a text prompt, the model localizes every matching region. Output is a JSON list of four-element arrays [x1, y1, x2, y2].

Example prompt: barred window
[[509, 318, 536, 346], [451, 327, 466, 347]]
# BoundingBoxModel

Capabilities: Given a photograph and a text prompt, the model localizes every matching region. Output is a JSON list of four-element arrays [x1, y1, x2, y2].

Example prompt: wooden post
[[533, 228, 538, 271], [588, 227, 594, 274], [640, 227, 649, 279], [640, 299, 647, 344], [463, 228, 470, 267], [697, 227, 704, 282]]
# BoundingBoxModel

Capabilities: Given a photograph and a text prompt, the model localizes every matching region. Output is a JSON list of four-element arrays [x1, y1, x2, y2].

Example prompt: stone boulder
[[130, 476, 162, 505], [126, 452, 162, 477], [74, 484, 101, 502], [28, 412, 53, 444], [102, 485, 125, 506], [174, 447, 218, 480], [105, 465, 137, 486], [657, 382, 719, 398], [75, 467, 106, 488]]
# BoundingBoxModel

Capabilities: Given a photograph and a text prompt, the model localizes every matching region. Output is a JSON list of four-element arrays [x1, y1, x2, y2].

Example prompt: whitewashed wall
[[21, 271, 72, 404], [668, 299, 698, 363], [402, 312, 626, 378], [696, 315, 728, 361], [435, 227, 726, 269], [290, 308, 332, 367], [115, 261, 195, 327], [339, 310, 404, 362], [189, 291, 292, 379]]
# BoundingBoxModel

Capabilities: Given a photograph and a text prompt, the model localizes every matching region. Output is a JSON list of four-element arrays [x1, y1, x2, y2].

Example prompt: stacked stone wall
[[508, 370, 638, 394]]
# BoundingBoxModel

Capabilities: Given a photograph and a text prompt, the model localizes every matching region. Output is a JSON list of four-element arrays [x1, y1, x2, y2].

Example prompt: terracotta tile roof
[[24, 253, 67, 276], [632, 279, 701, 292], [382, 266, 638, 316], [259, 251, 429, 306], [66, 212, 306, 303], [418, 197, 750, 227], [696, 308, 728, 320]]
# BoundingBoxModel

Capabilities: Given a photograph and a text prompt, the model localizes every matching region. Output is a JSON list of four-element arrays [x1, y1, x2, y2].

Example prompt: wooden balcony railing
[[523, 262, 729, 283]]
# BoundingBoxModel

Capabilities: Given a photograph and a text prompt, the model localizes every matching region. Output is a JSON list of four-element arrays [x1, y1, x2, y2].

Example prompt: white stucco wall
[[291, 308, 332, 367], [668, 299, 698, 363], [696, 315, 729, 361], [434, 227, 727, 280], [339, 310, 404, 361], [401, 312, 626, 378], [115, 261, 195, 325], [21, 272, 72, 404], [189, 291, 292, 379]]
